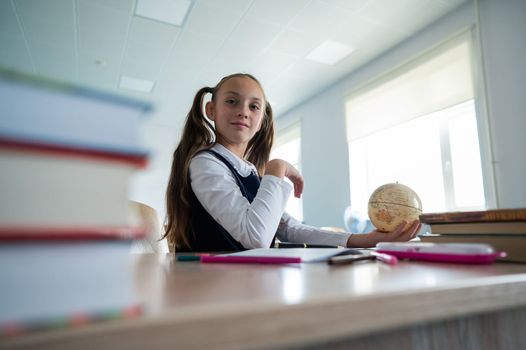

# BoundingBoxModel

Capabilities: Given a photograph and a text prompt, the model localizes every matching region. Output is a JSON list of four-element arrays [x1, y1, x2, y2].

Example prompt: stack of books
[[0, 68, 152, 336], [419, 208, 526, 263]]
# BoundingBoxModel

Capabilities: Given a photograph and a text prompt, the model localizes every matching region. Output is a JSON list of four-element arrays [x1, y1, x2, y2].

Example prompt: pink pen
[[371, 251, 398, 265]]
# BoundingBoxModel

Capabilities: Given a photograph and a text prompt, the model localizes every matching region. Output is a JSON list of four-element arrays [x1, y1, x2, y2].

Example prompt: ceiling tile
[[78, 58, 120, 89], [128, 16, 180, 45], [184, 1, 244, 38], [163, 50, 212, 77], [21, 17, 75, 47], [247, 0, 306, 26], [269, 29, 323, 57], [289, 0, 354, 37], [0, 1, 21, 35], [30, 41, 76, 64], [124, 40, 171, 67], [34, 59, 76, 82], [228, 16, 283, 50], [79, 51, 120, 69], [282, 60, 338, 84], [198, 0, 252, 13], [78, 1, 130, 39], [318, 0, 370, 12], [0, 32, 33, 72], [15, 0, 74, 26], [206, 38, 263, 76], [249, 50, 299, 85], [332, 47, 376, 73], [173, 30, 222, 59], [87, 0, 134, 13], [0, 31, 25, 53], [79, 29, 126, 58], [156, 65, 196, 94], [360, 0, 447, 34], [328, 14, 388, 49], [120, 59, 160, 81]]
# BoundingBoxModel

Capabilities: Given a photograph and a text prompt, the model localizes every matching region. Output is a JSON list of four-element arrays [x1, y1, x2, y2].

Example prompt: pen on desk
[[370, 251, 398, 265], [176, 253, 211, 261], [275, 242, 339, 248], [328, 252, 398, 266], [328, 254, 376, 265]]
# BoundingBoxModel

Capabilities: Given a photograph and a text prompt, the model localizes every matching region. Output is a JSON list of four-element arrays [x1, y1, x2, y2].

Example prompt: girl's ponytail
[[163, 86, 215, 249]]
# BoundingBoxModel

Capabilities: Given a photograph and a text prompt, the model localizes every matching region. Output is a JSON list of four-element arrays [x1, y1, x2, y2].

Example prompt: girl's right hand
[[346, 220, 421, 248], [265, 159, 304, 198]]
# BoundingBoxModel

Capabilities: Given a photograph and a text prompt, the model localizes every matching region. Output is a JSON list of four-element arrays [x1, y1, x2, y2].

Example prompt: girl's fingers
[[411, 221, 422, 238], [403, 220, 421, 240], [391, 221, 408, 239], [293, 178, 304, 198], [294, 183, 301, 198], [390, 220, 420, 241]]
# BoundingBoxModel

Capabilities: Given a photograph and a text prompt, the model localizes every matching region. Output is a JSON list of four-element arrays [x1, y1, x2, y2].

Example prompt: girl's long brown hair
[[163, 73, 274, 250]]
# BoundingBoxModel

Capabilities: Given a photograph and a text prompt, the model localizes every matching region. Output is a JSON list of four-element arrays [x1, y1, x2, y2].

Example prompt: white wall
[[129, 121, 179, 221], [477, 0, 526, 208], [277, 0, 526, 227]]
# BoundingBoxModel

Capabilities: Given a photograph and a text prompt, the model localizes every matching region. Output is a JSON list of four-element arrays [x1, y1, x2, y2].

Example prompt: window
[[346, 31, 489, 216], [271, 123, 303, 221]]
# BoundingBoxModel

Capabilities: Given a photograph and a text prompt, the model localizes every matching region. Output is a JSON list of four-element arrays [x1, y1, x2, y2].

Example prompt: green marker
[[176, 254, 210, 261]]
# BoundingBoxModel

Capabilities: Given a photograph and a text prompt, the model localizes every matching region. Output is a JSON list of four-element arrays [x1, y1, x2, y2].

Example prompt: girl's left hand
[[265, 159, 304, 198], [347, 220, 421, 248]]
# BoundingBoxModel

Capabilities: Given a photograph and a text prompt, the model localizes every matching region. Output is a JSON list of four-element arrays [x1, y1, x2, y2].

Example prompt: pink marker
[[201, 255, 301, 264], [371, 251, 398, 265]]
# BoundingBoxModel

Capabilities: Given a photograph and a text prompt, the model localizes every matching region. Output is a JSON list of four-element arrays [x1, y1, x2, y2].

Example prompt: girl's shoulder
[[191, 149, 225, 167], [191, 147, 256, 178]]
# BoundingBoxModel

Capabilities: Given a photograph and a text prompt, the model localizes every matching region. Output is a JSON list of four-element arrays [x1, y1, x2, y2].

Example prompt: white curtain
[[346, 31, 475, 142]]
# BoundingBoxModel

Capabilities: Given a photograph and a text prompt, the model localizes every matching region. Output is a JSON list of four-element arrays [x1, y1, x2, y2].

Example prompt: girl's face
[[206, 76, 265, 155]]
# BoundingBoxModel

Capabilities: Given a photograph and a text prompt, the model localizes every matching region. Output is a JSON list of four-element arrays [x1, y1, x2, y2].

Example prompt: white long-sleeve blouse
[[189, 143, 351, 249]]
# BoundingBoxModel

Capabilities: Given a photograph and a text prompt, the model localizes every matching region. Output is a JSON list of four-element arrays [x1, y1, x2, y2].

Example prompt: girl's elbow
[[244, 225, 273, 249]]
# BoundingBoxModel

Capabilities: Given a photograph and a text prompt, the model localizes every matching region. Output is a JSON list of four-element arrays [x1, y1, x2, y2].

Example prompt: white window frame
[[345, 29, 496, 214]]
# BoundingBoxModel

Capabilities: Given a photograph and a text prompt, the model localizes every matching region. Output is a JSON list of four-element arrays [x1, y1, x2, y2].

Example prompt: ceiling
[[1, 0, 468, 129]]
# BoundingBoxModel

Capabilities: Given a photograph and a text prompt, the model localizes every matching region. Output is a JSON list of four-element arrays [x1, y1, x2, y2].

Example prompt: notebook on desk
[[201, 248, 362, 264]]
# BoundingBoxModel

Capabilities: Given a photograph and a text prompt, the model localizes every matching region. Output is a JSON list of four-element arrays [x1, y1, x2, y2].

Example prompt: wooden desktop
[[4, 253, 526, 349]]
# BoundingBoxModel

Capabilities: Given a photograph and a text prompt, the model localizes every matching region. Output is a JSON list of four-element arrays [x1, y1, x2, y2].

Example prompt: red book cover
[[0, 136, 148, 168]]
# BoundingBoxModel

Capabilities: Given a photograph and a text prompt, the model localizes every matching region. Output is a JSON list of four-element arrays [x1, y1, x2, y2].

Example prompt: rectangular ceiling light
[[135, 0, 192, 26], [306, 40, 355, 65], [119, 75, 155, 93]]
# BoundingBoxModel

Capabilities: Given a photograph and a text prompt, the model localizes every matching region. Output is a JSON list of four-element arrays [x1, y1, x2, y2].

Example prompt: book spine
[[0, 304, 142, 338], [420, 208, 526, 223], [0, 225, 146, 241], [0, 137, 148, 168]]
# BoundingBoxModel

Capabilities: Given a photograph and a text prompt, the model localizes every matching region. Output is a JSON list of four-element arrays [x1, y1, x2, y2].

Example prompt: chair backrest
[[129, 200, 165, 253]]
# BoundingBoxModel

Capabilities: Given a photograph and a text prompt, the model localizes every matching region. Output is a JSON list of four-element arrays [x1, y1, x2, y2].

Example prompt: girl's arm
[[190, 154, 291, 249], [277, 212, 351, 247], [277, 215, 421, 248]]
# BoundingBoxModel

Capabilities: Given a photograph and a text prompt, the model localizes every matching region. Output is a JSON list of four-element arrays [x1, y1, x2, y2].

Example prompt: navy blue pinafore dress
[[178, 150, 275, 252]]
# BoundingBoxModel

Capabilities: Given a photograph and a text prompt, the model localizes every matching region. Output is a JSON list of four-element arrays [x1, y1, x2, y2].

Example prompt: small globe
[[367, 183, 422, 232]]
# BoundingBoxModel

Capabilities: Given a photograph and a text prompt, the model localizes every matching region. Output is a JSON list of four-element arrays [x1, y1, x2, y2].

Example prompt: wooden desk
[[4, 254, 526, 349]]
